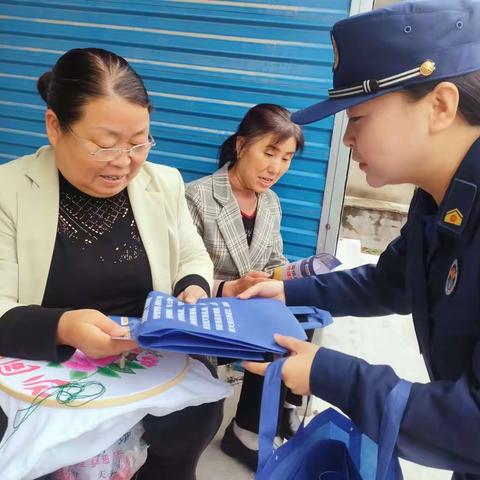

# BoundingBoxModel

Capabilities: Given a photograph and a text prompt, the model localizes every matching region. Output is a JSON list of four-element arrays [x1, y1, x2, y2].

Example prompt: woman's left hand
[[177, 285, 209, 304], [243, 334, 320, 396]]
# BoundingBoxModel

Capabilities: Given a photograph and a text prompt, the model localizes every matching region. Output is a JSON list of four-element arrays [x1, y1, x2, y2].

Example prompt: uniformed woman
[[240, 1, 480, 478]]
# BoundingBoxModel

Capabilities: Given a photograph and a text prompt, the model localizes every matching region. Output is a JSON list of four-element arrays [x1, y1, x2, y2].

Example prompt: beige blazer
[[186, 164, 288, 294], [0, 146, 213, 317]]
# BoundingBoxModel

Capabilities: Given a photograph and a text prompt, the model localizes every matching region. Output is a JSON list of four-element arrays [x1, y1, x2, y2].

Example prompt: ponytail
[[218, 133, 238, 168]]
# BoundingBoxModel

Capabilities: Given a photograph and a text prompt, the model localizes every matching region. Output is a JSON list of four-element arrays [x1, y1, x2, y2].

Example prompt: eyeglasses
[[67, 127, 156, 163]]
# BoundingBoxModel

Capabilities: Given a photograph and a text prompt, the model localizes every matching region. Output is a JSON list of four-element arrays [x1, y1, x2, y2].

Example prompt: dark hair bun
[[37, 71, 52, 103], [34, 49, 151, 129]]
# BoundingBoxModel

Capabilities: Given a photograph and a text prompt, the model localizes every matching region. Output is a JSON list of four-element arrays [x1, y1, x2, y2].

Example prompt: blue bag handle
[[257, 357, 287, 473], [375, 379, 412, 480], [258, 359, 411, 480], [288, 306, 333, 330]]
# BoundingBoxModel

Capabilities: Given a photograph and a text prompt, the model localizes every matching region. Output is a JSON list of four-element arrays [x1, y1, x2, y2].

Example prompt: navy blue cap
[[292, 0, 480, 125]]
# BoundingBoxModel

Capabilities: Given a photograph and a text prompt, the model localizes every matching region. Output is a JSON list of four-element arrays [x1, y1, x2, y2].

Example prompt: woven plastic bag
[[53, 422, 148, 480]]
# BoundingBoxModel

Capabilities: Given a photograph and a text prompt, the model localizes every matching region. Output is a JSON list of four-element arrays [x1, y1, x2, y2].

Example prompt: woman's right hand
[[57, 309, 138, 359], [237, 279, 286, 303], [222, 271, 270, 297]]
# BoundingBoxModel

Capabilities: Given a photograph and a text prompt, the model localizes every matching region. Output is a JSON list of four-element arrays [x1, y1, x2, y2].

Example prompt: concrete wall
[[375, 0, 401, 6], [345, 161, 415, 205]]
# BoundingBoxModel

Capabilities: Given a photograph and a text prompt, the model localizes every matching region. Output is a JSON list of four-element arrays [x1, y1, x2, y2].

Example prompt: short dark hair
[[218, 103, 305, 169], [37, 48, 152, 130], [404, 70, 480, 126]]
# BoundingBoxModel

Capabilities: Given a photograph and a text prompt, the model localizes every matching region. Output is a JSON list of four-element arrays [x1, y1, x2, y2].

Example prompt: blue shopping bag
[[256, 358, 412, 480], [111, 292, 332, 360]]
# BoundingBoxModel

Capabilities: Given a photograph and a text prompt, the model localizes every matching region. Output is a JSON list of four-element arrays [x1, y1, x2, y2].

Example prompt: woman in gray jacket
[[186, 104, 304, 471]]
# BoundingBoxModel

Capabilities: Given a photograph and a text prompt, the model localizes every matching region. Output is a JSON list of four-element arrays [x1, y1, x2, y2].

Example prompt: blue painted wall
[[0, 0, 351, 259]]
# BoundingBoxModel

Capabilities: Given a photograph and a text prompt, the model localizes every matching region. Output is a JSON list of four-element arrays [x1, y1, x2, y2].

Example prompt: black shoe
[[279, 407, 302, 440], [220, 420, 258, 472]]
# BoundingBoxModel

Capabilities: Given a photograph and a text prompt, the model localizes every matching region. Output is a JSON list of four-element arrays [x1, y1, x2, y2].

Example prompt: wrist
[[57, 311, 73, 346], [223, 280, 235, 297]]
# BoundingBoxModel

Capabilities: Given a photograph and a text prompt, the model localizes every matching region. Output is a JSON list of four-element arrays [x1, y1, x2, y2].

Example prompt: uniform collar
[[415, 137, 480, 238], [435, 136, 480, 237]]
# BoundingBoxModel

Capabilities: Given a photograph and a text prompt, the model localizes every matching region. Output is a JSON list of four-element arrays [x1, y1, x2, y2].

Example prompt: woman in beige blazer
[[0, 48, 221, 480], [186, 104, 305, 471]]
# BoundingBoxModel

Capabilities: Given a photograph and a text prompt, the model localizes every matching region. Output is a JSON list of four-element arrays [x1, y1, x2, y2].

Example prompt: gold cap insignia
[[420, 60, 436, 77], [444, 209, 463, 226]]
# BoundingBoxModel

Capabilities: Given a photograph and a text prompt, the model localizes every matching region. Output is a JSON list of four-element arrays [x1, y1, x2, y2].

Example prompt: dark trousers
[[235, 328, 315, 434], [1, 358, 223, 480], [139, 398, 223, 480], [138, 356, 223, 480]]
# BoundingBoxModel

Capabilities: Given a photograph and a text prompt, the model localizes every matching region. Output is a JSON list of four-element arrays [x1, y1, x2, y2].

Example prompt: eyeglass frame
[[66, 126, 156, 162]]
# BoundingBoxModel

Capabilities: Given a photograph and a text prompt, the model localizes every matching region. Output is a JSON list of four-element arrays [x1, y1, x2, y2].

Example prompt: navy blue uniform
[[285, 138, 480, 479]]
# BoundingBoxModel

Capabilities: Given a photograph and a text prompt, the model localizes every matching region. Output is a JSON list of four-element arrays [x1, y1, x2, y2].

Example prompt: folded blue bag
[[111, 291, 332, 360]]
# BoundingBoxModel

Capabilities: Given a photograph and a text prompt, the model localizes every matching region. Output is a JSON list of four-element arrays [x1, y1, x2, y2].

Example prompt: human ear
[[235, 135, 247, 158], [428, 82, 460, 133], [45, 109, 63, 146]]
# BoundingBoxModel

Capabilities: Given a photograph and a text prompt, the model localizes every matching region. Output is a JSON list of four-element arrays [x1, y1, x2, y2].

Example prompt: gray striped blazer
[[186, 164, 288, 293]]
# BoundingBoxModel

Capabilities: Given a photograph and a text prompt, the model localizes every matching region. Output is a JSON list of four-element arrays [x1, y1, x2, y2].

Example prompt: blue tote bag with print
[[111, 292, 332, 360], [256, 358, 412, 480]]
